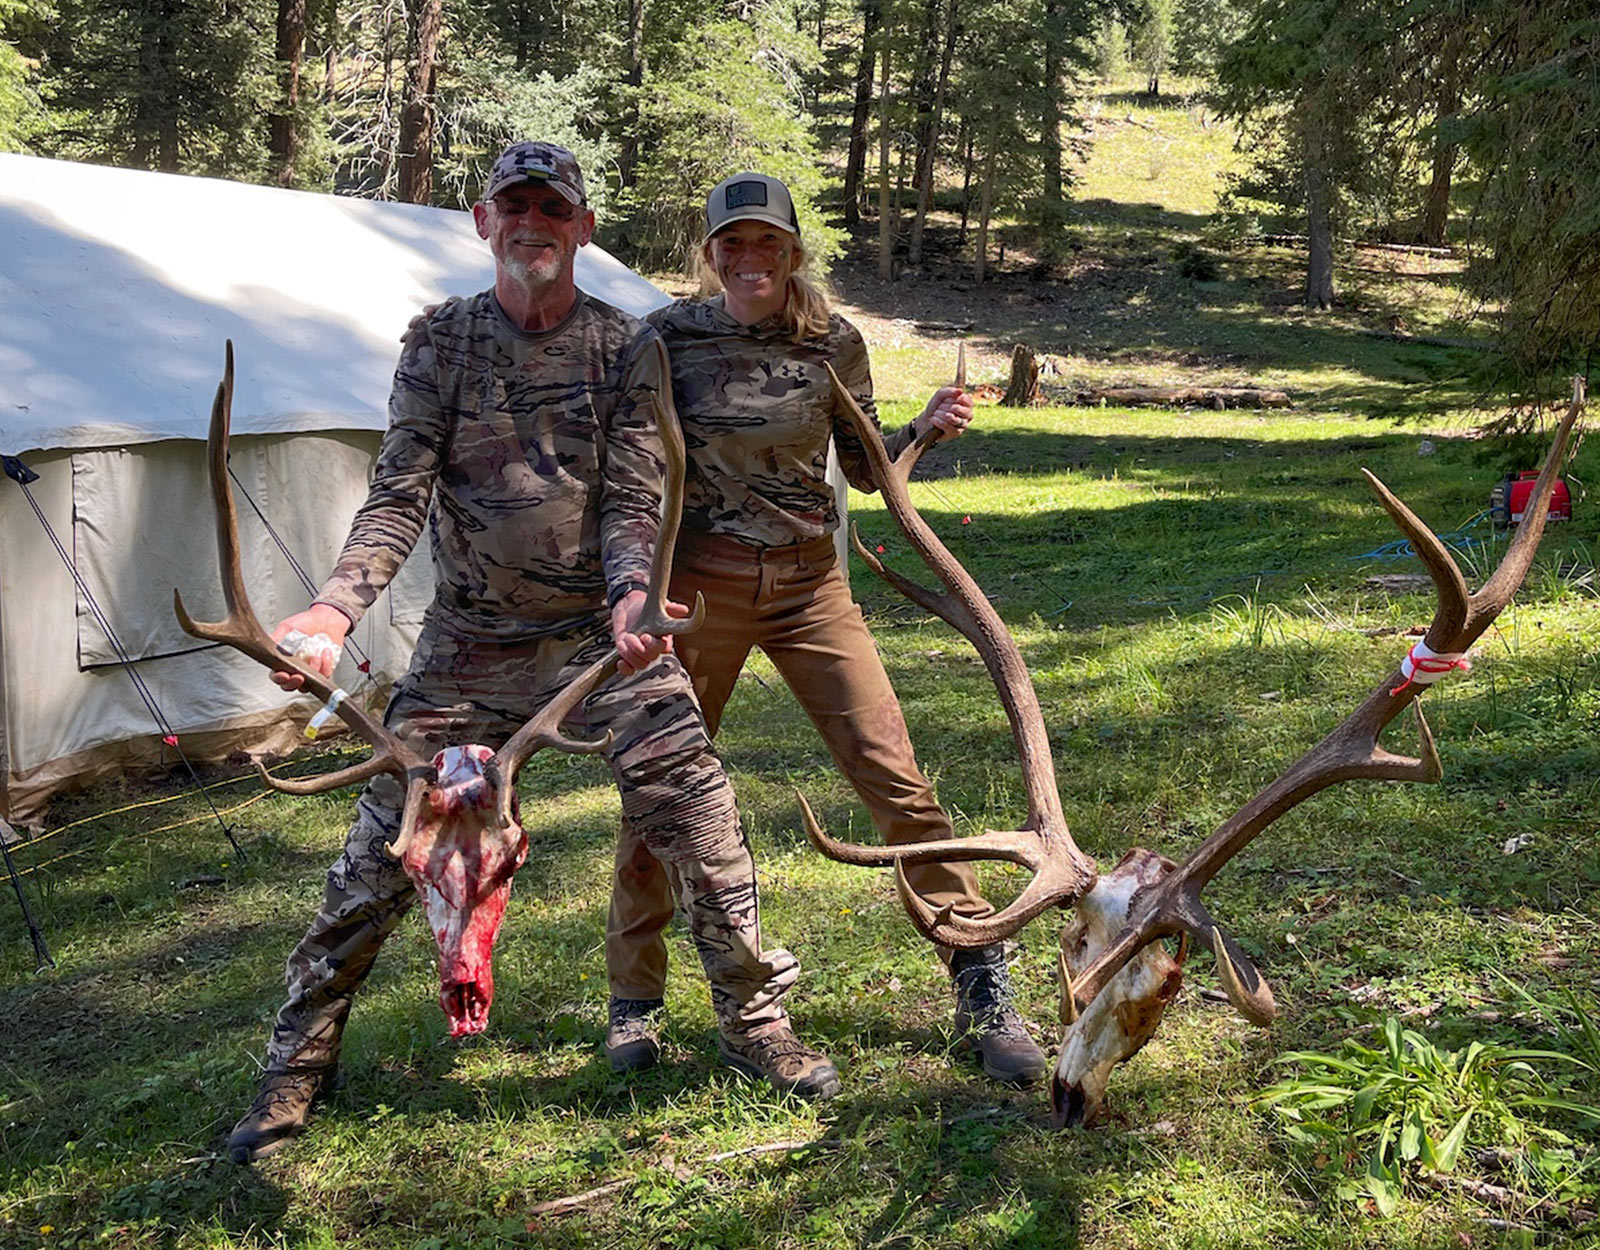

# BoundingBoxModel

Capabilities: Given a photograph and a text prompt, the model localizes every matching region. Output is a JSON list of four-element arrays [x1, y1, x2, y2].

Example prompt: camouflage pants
[[266, 616, 799, 1070], [605, 532, 993, 1002]]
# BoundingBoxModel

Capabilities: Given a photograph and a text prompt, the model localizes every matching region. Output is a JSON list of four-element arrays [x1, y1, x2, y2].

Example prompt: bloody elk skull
[[175, 341, 702, 1037], [802, 348, 1585, 1125]]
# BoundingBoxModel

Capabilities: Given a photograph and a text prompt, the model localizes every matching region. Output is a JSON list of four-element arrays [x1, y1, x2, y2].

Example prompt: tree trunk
[[1418, 143, 1455, 248], [876, 37, 895, 279], [842, 0, 881, 228], [617, 0, 646, 191], [1304, 131, 1334, 309], [1001, 344, 1039, 406], [396, 0, 443, 205], [1039, 0, 1065, 210], [973, 113, 998, 282], [131, 0, 180, 171], [957, 123, 973, 247], [1417, 26, 1464, 247], [269, 0, 308, 187], [903, 0, 940, 266], [908, 0, 958, 266]]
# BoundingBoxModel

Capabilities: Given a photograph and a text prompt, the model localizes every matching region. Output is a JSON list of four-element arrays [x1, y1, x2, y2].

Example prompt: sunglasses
[[493, 193, 579, 222]]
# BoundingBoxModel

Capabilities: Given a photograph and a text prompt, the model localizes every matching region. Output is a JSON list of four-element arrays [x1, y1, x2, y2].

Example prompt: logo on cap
[[724, 181, 770, 210]]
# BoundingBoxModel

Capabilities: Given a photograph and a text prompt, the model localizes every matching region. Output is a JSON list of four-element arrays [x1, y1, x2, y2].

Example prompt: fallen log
[[1072, 385, 1292, 410], [1253, 234, 1456, 258]]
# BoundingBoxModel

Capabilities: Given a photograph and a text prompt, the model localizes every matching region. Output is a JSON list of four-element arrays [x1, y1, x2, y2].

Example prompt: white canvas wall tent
[[0, 153, 671, 829]]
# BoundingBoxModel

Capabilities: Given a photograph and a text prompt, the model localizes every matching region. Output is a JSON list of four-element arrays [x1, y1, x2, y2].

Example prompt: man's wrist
[[606, 580, 649, 609]]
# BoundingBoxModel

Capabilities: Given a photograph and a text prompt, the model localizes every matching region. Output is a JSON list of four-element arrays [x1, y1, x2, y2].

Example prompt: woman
[[602, 172, 1046, 1090]]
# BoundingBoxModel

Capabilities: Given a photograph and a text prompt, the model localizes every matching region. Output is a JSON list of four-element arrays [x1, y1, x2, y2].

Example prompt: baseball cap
[[704, 173, 800, 239], [484, 141, 587, 206]]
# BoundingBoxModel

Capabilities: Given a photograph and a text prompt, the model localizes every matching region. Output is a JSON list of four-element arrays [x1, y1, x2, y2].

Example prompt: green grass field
[[3, 82, 1598, 1249]]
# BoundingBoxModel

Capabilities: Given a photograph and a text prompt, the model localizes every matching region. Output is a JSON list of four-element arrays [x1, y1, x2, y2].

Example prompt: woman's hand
[[915, 385, 975, 441]]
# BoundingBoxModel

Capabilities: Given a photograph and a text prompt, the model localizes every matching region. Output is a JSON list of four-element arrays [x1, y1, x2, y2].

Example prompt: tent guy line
[[3, 454, 247, 860]]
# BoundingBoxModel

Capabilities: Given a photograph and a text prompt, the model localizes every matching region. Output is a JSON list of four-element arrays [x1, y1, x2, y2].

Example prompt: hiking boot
[[951, 945, 1048, 1086], [605, 996, 664, 1073], [717, 1023, 841, 1100], [226, 1060, 339, 1164]]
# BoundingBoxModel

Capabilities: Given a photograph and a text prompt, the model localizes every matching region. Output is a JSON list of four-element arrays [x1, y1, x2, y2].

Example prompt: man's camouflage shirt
[[314, 291, 669, 640], [648, 297, 916, 548]]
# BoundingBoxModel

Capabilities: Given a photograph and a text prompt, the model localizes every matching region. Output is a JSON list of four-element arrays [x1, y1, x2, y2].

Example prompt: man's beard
[[498, 240, 565, 291]]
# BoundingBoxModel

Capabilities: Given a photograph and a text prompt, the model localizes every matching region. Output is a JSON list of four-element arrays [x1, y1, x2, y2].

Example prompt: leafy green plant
[[1257, 1017, 1599, 1215]]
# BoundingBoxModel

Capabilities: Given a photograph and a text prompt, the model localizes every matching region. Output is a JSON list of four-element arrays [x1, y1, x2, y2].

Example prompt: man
[[226, 142, 838, 1165]]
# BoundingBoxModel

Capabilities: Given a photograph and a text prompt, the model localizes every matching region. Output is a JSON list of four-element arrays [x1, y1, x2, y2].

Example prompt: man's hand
[[610, 589, 690, 674], [914, 385, 975, 441], [268, 604, 352, 691]]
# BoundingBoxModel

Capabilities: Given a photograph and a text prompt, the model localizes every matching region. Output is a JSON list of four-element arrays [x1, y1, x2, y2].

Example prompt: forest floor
[[826, 81, 1499, 427]]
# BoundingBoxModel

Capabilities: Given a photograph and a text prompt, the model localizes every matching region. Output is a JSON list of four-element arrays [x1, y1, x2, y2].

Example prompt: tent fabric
[[0, 156, 671, 827], [0, 152, 671, 455]]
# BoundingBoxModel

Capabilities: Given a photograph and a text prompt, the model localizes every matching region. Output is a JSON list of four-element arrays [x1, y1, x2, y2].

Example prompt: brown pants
[[605, 532, 992, 1001]]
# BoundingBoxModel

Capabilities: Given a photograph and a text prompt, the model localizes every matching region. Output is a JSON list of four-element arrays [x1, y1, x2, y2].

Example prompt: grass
[[3, 399, 1596, 1248], [4, 76, 1599, 1250]]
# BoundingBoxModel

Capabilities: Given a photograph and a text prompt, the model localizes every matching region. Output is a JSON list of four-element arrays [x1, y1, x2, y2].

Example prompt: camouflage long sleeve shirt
[[648, 297, 916, 548], [314, 291, 669, 641]]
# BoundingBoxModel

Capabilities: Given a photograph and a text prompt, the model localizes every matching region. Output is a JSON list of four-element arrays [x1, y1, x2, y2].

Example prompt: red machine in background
[[1490, 470, 1573, 530]]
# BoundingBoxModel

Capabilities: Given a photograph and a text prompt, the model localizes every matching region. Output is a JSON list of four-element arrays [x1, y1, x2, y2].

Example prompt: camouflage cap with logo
[[704, 172, 800, 239], [485, 141, 587, 206]]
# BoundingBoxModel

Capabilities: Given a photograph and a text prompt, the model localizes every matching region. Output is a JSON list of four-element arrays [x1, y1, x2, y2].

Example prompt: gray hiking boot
[[605, 996, 665, 1073], [226, 1060, 339, 1164], [717, 1022, 842, 1100], [951, 945, 1048, 1086]]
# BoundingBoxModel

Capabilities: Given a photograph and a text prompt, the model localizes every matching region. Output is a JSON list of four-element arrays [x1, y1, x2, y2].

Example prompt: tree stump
[[1001, 344, 1040, 407]]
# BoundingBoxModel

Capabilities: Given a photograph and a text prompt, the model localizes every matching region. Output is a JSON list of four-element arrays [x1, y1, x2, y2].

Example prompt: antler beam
[[1066, 378, 1586, 1021], [799, 355, 1099, 944]]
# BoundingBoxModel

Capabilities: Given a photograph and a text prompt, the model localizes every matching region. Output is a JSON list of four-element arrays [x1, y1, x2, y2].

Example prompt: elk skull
[[1053, 851, 1185, 1126]]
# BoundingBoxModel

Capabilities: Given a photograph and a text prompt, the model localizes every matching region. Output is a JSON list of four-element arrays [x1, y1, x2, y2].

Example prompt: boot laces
[[608, 996, 664, 1044], [954, 960, 1031, 1041]]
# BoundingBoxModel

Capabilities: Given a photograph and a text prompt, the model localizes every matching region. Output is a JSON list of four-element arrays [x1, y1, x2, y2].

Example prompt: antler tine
[[798, 361, 1097, 945], [174, 341, 432, 795], [798, 789, 1044, 869], [634, 336, 706, 637], [1067, 390, 1585, 1021], [489, 651, 619, 830], [849, 522, 948, 616]]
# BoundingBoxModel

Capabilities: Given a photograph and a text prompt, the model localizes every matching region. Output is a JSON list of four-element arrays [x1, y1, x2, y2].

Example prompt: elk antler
[[174, 341, 435, 801], [1064, 379, 1586, 1023], [632, 336, 707, 638], [798, 353, 1099, 944], [178, 340, 706, 856]]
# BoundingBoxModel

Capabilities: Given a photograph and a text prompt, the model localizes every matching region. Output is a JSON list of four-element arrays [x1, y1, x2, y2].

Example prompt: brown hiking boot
[[605, 996, 664, 1073], [226, 1061, 338, 1164], [951, 946, 1048, 1086], [717, 1023, 841, 1100]]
